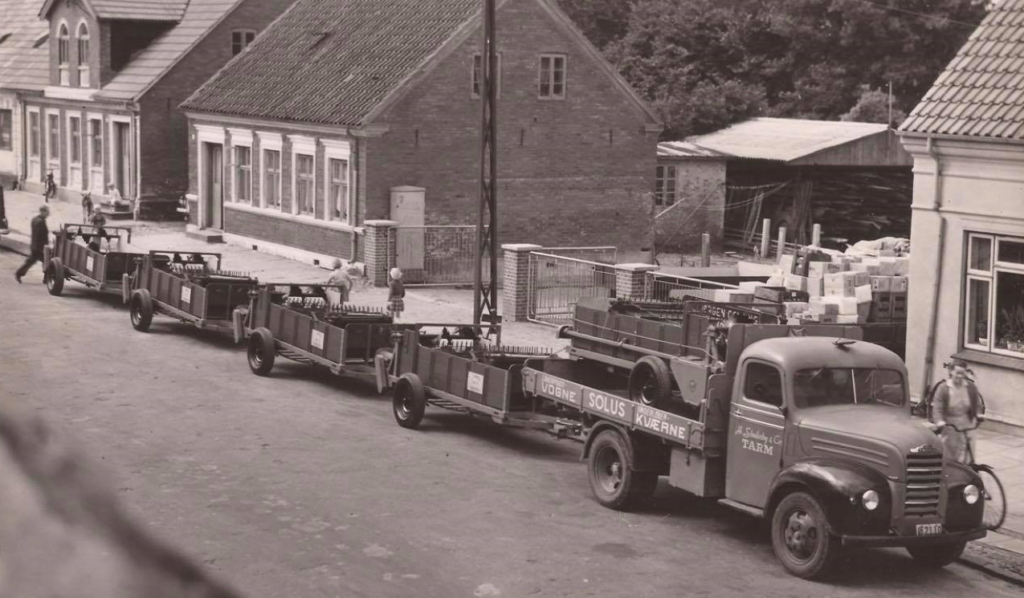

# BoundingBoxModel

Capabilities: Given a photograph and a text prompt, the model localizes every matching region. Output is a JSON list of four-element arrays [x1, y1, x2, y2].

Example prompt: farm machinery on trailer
[[43, 224, 139, 299]]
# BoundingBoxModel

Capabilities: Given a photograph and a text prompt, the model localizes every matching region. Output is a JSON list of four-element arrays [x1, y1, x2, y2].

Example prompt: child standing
[[81, 192, 93, 223], [387, 267, 405, 320]]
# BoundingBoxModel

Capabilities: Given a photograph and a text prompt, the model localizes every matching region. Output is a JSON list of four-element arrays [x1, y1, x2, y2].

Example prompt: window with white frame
[[47, 113, 60, 168], [538, 54, 566, 99], [29, 111, 40, 157], [89, 118, 102, 166], [58, 23, 70, 85], [69, 116, 81, 164], [77, 22, 90, 87], [234, 145, 252, 203], [327, 158, 350, 222], [232, 29, 256, 56], [0, 109, 11, 151], [294, 152, 315, 216], [262, 148, 281, 208], [472, 53, 502, 98], [655, 165, 676, 207], [963, 233, 1024, 357]]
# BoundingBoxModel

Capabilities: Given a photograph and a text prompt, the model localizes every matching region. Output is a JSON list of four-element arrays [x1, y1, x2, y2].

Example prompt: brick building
[[180, 0, 662, 270], [0, 0, 49, 189], [18, 0, 293, 210]]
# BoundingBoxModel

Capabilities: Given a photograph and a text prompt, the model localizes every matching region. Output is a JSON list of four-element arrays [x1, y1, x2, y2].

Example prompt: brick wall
[[654, 158, 727, 252], [224, 208, 355, 259], [366, 0, 659, 251]]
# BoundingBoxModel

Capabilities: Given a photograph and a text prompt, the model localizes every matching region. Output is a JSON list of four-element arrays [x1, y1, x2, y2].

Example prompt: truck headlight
[[963, 485, 980, 505], [862, 489, 880, 511]]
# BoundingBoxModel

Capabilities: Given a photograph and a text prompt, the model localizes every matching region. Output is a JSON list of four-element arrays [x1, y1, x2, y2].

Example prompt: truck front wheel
[[587, 430, 657, 511], [771, 491, 839, 579], [906, 541, 966, 568]]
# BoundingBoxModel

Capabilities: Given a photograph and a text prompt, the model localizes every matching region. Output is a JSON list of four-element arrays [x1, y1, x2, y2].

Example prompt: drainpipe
[[921, 136, 947, 399]]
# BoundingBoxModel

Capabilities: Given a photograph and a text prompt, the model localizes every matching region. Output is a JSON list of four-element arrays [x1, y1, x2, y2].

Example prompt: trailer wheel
[[587, 430, 657, 510], [393, 374, 427, 429], [906, 541, 966, 569], [130, 289, 153, 332], [45, 258, 64, 296], [628, 356, 672, 408], [247, 327, 276, 376], [771, 491, 839, 579]]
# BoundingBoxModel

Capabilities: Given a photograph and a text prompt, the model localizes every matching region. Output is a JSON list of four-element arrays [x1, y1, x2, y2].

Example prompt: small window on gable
[[539, 54, 566, 100], [472, 53, 502, 99], [77, 22, 90, 87], [58, 23, 70, 85], [232, 30, 256, 56]]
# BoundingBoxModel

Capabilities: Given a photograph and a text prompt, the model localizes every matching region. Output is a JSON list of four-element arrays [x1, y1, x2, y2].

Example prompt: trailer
[[42, 224, 139, 299], [241, 283, 412, 382], [127, 251, 259, 334]]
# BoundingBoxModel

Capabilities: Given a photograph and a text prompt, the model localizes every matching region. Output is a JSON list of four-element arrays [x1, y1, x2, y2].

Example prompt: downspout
[[350, 136, 360, 263], [921, 135, 947, 399]]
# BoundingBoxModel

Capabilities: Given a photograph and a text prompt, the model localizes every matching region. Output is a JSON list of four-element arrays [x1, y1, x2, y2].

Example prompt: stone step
[[185, 228, 224, 244]]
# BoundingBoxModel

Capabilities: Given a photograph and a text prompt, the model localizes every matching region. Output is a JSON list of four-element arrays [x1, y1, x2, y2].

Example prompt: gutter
[[921, 136, 947, 399]]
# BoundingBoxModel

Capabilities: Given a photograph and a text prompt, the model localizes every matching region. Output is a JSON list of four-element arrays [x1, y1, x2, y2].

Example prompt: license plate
[[916, 523, 943, 536]]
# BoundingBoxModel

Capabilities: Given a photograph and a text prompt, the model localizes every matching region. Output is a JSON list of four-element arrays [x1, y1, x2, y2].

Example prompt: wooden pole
[[760, 218, 771, 260], [812, 223, 822, 247], [776, 226, 787, 262], [701, 233, 711, 267]]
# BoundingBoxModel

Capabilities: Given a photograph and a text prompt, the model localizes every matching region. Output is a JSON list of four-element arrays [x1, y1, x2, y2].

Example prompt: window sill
[[954, 348, 1024, 373], [224, 202, 363, 234]]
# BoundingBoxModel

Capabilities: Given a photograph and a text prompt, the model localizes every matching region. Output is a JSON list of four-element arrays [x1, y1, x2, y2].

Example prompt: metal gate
[[645, 271, 739, 303], [392, 225, 495, 285], [527, 250, 617, 325]]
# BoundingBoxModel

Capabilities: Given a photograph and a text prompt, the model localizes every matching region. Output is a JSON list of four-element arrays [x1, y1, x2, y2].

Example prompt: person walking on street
[[81, 192, 93, 222], [326, 258, 353, 303], [15, 205, 50, 283], [43, 172, 56, 203], [387, 267, 405, 320]]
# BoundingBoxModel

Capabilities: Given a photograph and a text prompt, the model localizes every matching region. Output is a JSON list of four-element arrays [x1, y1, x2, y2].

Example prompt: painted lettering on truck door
[[726, 360, 787, 509]]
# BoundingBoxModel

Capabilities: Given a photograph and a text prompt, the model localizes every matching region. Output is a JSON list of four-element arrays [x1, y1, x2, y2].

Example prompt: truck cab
[[725, 337, 986, 577]]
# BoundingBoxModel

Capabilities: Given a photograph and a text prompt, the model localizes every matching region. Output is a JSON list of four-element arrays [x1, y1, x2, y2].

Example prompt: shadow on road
[[409, 412, 581, 462]]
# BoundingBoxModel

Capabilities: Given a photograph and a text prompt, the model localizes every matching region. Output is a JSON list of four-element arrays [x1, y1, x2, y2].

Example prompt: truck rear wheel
[[628, 356, 672, 408], [587, 430, 657, 511], [393, 374, 427, 429], [771, 491, 839, 579], [130, 289, 153, 332], [45, 258, 64, 296], [906, 541, 966, 568], [247, 328, 276, 376]]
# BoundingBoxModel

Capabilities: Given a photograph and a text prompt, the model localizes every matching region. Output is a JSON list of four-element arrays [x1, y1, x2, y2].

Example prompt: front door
[[113, 122, 131, 197], [390, 186, 425, 274], [726, 359, 787, 508], [204, 142, 223, 229]]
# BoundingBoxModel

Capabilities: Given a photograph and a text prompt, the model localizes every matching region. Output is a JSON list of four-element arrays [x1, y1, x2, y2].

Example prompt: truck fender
[[767, 460, 891, 536], [581, 421, 667, 473]]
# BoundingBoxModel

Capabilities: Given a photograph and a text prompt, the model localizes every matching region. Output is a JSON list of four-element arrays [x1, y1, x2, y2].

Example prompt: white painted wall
[[0, 92, 22, 180]]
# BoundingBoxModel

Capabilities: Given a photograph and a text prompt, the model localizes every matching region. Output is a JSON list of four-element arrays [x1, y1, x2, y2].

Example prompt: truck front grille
[[905, 454, 942, 516]]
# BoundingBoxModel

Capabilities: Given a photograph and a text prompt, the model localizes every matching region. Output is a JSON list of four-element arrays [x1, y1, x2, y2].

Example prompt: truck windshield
[[792, 368, 905, 409]]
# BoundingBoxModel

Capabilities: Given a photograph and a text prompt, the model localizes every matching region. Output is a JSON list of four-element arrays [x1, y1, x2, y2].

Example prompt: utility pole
[[474, 0, 500, 337]]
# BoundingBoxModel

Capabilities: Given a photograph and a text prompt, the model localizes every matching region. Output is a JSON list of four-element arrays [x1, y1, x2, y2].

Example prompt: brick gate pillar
[[615, 263, 658, 301], [502, 243, 542, 322], [364, 220, 398, 287]]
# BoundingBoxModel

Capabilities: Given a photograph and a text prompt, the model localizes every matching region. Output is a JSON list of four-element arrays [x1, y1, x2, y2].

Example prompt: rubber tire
[[771, 492, 839, 580], [392, 374, 427, 429], [906, 541, 967, 568], [45, 258, 64, 296], [247, 327, 276, 376], [975, 465, 1007, 531], [130, 289, 153, 332], [587, 430, 658, 511], [628, 356, 673, 408]]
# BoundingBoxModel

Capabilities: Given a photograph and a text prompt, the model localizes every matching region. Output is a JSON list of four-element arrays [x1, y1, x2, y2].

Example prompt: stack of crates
[[869, 291, 908, 322]]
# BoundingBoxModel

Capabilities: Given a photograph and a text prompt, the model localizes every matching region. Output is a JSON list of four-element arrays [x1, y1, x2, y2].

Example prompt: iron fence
[[527, 251, 617, 325], [645, 271, 739, 303], [392, 225, 498, 286]]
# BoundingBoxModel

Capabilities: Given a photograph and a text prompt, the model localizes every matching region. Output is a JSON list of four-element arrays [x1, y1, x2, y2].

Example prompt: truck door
[[725, 360, 786, 508]]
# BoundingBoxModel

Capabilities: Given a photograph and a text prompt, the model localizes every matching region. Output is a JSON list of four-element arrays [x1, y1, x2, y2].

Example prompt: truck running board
[[718, 498, 765, 519]]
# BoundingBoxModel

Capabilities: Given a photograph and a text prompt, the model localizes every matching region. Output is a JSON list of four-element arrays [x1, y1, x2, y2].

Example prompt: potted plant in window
[[976, 318, 988, 346], [998, 305, 1024, 353]]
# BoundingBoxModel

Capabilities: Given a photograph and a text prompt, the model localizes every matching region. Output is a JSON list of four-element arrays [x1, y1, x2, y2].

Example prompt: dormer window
[[232, 29, 255, 56], [77, 22, 90, 87], [58, 23, 70, 85]]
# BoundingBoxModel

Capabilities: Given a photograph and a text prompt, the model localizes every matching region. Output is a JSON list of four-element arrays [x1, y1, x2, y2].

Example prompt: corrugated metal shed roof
[[901, 0, 1024, 139], [685, 117, 892, 162], [657, 140, 728, 159], [0, 0, 51, 91], [182, 0, 482, 126]]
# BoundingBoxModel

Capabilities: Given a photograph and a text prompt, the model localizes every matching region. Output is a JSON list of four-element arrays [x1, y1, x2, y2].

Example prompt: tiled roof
[[657, 140, 728, 159], [91, 0, 189, 21], [685, 118, 891, 162], [0, 0, 50, 90], [96, 0, 241, 100], [182, 0, 483, 126], [901, 0, 1024, 139]]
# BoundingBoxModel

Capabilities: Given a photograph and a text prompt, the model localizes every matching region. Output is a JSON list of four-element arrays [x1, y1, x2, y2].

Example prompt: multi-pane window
[[69, 116, 81, 163], [234, 145, 251, 203], [327, 158, 349, 222], [539, 54, 566, 99], [77, 22, 90, 87], [47, 113, 59, 166], [29, 112, 40, 157], [58, 24, 70, 85], [655, 165, 677, 207], [0, 109, 11, 151], [262, 149, 280, 208], [964, 233, 1024, 357], [232, 30, 256, 56], [89, 119, 102, 166], [295, 153, 314, 215], [472, 53, 502, 98]]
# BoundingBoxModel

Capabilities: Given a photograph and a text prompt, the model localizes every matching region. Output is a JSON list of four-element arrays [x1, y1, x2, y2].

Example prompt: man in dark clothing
[[14, 205, 50, 283]]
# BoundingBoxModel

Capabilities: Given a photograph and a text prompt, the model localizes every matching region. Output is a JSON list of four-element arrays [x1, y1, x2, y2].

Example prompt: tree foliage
[[569, 0, 988, 139]]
